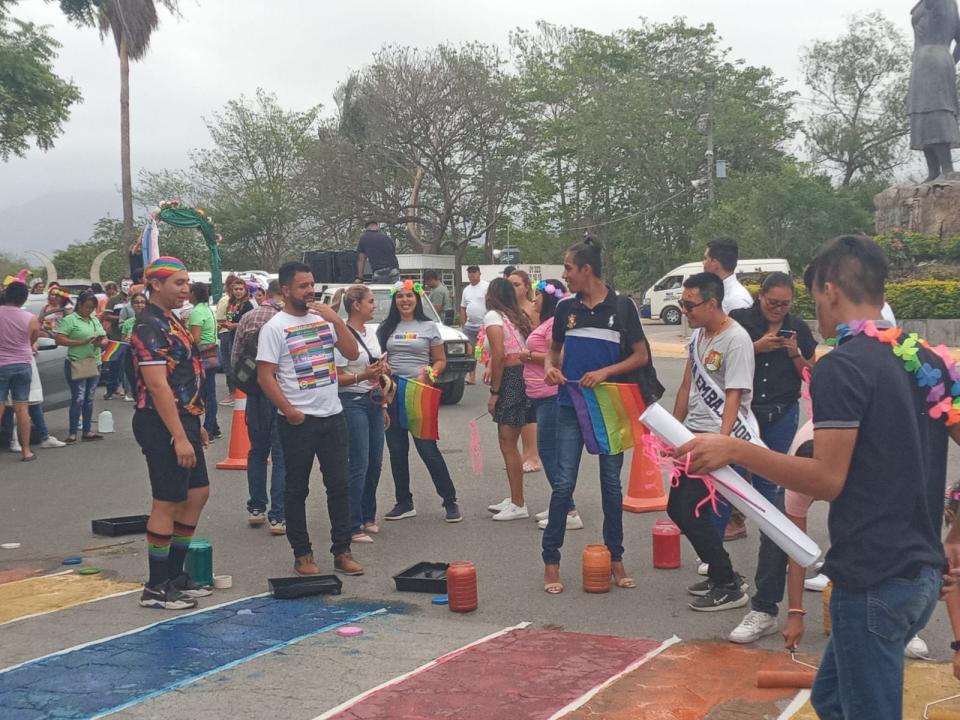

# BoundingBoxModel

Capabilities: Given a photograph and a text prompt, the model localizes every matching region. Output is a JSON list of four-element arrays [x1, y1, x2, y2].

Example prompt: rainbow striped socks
[[146, 530, 171, 588], [168, 522, 196, 580]]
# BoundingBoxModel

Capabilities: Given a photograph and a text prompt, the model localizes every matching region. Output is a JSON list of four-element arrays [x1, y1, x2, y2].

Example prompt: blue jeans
[[811, 565, 941, 720], [245, 389, 285, 521], [202, 369, 220, 434], [542, 404, 624, 565], [385, 425, 457, 506], [219, 333, 235, 394], [104, 356, 123, 395], [532, 396, 575, 511], [341, 392, 385, 532], [64, 360, 99, 435], [0, 403, 48, 441]]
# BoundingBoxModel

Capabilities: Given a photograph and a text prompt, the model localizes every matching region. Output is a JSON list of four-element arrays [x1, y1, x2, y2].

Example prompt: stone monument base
[[875, 180, 960, 237]]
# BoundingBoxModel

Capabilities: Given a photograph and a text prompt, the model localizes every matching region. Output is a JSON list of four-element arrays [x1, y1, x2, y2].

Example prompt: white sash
[[689, 328, 765, 447]]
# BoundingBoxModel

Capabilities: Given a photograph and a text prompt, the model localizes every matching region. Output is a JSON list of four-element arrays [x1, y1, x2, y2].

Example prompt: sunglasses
[[680, 299, 709, 312]]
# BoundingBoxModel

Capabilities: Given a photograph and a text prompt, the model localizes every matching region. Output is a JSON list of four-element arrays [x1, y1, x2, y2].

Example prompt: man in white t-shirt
[[703, 237, 753, 313], [256, 261, 363, 578], [459, 265, 488, 384]]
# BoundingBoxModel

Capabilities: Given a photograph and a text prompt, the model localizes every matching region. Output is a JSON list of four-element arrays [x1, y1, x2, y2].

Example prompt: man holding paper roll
[[669, 271, 754, 612], [678, 235, 960, 720]]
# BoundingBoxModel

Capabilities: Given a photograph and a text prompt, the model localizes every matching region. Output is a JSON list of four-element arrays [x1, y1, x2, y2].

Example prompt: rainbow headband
[[835, 320, 960, 426], [390, 279, 424, 296], [145, 256, 187, 281], [535, 280, 565, 299]]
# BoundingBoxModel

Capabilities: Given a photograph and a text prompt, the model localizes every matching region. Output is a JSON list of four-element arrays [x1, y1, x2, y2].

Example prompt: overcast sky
[[0, 0, 919, 252]]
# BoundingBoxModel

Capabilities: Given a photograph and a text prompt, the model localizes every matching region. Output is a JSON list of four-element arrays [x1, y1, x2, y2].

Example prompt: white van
[[642, 258, 791, 325]]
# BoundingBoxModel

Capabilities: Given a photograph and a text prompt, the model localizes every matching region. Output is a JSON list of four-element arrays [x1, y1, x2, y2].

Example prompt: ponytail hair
[[566, 234, 603, 278]]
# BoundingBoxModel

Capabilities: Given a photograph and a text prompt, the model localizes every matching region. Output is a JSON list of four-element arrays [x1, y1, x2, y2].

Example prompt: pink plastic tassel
[[469, 420, 483, 476]]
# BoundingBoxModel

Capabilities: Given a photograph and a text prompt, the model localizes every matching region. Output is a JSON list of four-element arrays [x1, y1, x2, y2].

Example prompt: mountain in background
[[0, 189, 126, 258]]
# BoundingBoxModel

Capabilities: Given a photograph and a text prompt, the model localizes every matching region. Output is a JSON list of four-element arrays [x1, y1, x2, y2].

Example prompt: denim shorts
[[0, 363, 32, 403]]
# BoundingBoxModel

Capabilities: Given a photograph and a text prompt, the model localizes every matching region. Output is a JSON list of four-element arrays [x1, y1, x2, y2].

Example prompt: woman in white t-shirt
[[336, 285, 389, 544], [376, 281, 461, 523], [484, 278, 533, 521]]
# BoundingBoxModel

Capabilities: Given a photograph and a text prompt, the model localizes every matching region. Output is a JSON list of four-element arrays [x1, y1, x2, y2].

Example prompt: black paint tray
[[268, 575, 342, 599], [393, 561, 449, 593], [91, 515, 149, 536]]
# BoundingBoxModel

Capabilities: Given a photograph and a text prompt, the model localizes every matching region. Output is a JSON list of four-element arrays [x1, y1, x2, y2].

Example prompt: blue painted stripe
[[1, 595, 388, 720]]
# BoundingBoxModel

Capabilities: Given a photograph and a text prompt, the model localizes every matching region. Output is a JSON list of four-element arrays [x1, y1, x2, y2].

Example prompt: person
[[356, 221, 400, 283], [521, 279, 583, 531], [101, 282, 127, 401], [668, 272, 753, 612], [232, 280, 286, 534], [725, 272, 817, 641], [542, 236, 657, 594], [335, 285, 389, 543], [502, 265, 516, 279], [703, 237, 753, 313], [256, 261, 363, 577], [679, 235, 960, 720], [483, 278, 533, 521], [2, 355, 67, 451], [215, 274, 242, 404], [460, 265, 488, 385], [130, 256, 212, 610], [0, 282, 40, 461], [40, 284, 72, 337], [55, 291, 107, 444], [423, 270, 451, 324], [378, 280, 462, 523], [121, 292, 148, 402], [187, 283, 221, 440], [253, 286, 266, 305], [220, 277, 254, 405], [30, 280, 45, 295], [509, 269, 542, 474]]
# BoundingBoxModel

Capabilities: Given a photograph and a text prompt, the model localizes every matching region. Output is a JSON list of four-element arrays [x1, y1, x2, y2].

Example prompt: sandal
[[611, 562, 637, 589], [522, 461, 542, 473], [21, 454, 37, 462], [82, 433, 104, 441], [64, 435, 77, 444], [544, 582, 564, 595]]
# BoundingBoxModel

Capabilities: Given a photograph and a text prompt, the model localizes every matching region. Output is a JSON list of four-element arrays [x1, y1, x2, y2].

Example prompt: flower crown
[[390, 279, 425, 296], [535, 280, 565, 299]]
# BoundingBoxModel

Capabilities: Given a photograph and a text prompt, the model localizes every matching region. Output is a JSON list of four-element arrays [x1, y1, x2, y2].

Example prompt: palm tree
[[56, 1, 179, 248]]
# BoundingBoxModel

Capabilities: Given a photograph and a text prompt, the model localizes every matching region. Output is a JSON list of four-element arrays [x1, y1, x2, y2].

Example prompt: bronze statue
[[908, 0, 960, 181]]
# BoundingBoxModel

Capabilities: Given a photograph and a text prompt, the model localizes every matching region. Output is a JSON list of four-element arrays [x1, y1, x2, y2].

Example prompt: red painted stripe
[[326, 628, 662, 720]]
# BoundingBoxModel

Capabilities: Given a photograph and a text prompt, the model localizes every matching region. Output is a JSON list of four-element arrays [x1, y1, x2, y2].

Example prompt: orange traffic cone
[[623, 428, 667, 512], [216, 390, 249, 470]]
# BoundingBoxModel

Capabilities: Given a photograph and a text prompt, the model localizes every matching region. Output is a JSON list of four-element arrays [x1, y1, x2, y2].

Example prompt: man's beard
[[287, 295, 311, 312]]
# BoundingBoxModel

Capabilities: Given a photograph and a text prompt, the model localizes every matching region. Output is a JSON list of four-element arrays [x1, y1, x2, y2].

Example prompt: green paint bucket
[[184, 538, 213, 587]]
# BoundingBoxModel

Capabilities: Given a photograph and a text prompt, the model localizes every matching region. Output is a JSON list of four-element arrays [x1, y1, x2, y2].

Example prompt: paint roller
[[925, 693, 960, 720], [755, 670, 815, 689]]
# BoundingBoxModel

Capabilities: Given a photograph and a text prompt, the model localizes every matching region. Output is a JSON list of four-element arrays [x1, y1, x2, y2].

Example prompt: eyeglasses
[[763, 297, 791, 309], [680, 299, 709, 312]]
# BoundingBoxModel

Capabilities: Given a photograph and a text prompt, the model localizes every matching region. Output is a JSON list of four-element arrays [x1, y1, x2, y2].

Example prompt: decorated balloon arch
[[141, 198, 224, 300]]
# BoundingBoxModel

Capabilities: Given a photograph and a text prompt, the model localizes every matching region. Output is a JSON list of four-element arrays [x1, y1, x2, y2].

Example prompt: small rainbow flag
[[100, 340, 128, 362], [567, 382, 647, 455], [390, 377, 442, 441]]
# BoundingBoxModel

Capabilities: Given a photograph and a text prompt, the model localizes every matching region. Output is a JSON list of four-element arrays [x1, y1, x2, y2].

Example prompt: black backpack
[[615, 294, 665, 405], [229, 329, 261, 395]]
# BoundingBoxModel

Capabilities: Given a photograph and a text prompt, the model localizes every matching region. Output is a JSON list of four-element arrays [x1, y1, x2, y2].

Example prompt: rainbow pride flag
[[100, 340, 128, 362], [567, 382, 647, 455], [390, 377, 442, 441]]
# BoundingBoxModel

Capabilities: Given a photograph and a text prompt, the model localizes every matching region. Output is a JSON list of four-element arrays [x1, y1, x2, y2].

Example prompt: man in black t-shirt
[[356, 221, 399, 283], [678, 235, 960, 720]]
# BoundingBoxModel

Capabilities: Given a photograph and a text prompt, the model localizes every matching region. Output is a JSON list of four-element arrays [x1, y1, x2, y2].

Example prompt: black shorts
[[133, 410, 209, 502]]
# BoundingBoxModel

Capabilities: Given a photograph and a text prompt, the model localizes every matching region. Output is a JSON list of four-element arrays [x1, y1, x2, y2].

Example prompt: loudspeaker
[[334, 251, 360, 282], [303, 250, 335, 283]]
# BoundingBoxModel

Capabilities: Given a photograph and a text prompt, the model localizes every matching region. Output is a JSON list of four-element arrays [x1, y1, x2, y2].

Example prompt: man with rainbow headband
[[131, 256, 212, 610], [679, 235, 960, 720]]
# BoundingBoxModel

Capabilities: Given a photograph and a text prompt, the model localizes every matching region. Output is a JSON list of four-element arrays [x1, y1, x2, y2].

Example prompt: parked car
[[23, 296, 71, 411], [316, 284, 475, 405]]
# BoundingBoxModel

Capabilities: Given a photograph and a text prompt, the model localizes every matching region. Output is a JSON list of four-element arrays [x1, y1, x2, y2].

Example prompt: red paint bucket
[[652, 519, 681, 569], [447, 561, 478, 613]]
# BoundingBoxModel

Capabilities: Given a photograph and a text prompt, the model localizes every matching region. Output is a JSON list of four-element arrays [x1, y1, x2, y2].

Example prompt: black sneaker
[[139, 581, 198, 610], [688, 582, 749, 612], [208, 430, 223, 440], [687, 573, 748, 597], [171, 573, 213, 598], [444, 501, 463, 523], [384, 502, 417, 520]]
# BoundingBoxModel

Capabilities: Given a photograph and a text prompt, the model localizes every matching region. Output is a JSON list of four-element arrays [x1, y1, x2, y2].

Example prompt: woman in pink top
[[519, 279, 582, 532]]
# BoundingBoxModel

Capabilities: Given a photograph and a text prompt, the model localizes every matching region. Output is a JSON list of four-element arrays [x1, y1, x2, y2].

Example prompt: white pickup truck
[[316, 283, 476, 405]]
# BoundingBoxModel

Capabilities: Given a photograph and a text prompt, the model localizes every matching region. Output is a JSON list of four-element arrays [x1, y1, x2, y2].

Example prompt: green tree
[[54, 0, 179, 251], [801, 12, 910, 186], [0, 1, 81, 159]]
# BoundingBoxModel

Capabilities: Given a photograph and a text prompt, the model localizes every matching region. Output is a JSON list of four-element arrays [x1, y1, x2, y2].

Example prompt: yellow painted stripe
[[0, 572, 140, 625]]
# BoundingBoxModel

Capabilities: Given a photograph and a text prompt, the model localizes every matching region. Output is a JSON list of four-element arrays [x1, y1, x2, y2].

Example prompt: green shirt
[[189, 303, 217, 345], [121, 316, 136, 341], [56, 313, 106, 363], [428, 282, 451, 317]]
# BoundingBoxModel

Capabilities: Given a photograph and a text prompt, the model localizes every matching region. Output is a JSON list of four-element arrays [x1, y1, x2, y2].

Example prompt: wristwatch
[[951, 639, 960, 653]]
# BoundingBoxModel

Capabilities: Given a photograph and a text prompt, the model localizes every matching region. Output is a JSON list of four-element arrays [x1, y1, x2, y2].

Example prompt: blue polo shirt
[[552, 288, 646, 406]]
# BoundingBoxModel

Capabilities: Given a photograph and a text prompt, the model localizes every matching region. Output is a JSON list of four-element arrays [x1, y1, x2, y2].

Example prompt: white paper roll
[[640, 403, 821, 568]]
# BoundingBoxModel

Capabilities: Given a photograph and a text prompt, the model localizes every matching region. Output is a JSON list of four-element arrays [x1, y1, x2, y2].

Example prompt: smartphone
[[777, 329, 797, 339]]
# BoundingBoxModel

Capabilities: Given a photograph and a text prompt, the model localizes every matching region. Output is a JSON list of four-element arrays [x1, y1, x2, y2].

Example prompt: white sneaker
[[40, 436, 66, 449], [535, 510, 549, 521], [904, 635, 929, 659], [697, 562, 709, 576], [729, 610, 778, 644], [537, 512, 584, 530], [804, 573, 830, 592], [491, 503, 529, 521], [10, 437, 21, 453], [487, 497, 511, 513]]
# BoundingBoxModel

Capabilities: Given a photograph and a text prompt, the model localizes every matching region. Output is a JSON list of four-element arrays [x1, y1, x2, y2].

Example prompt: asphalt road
[[1, 355, 959, 718]]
